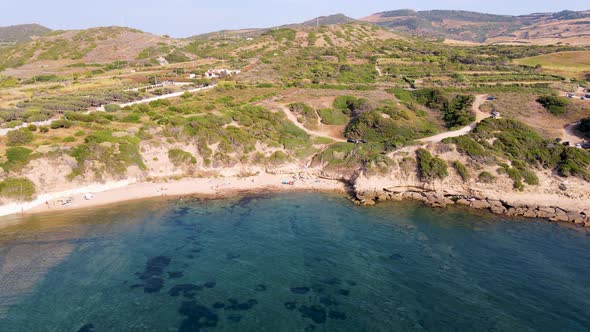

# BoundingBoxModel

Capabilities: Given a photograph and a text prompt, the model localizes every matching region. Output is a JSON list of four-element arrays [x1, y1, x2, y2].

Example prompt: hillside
[[0, 24, 51, 46], [361, 9, 590, 45], [0, 26, 189, 77], [0, 13, 589, 224]]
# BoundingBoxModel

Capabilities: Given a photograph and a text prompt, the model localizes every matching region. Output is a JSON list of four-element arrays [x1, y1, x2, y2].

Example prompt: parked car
[[575, 143, 582, 148], [562, 141, 570, 147], [555, 138, 562, 143], [347, 138, 357, 144], [358, 139, 367, 144]]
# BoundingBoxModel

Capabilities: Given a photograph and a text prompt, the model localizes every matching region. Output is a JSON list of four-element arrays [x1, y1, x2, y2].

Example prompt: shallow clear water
[[0, 192, 589, 332]]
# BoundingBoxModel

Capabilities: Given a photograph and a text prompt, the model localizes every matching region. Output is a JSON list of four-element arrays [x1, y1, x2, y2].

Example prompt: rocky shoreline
[[354, 186, 590, 227]]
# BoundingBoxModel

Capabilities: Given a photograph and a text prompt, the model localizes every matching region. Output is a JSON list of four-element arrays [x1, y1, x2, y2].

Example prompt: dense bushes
[[444, 94, 475, 128], [2, 147, 33, 172], [578, 117, 590, 135], [168, 148, 196, 166], [413, 89, 474, 128], [443, 136, 493, 163], [318, 108, 349, 125], [0, 177, 36, 201], [6, 128, 34, 146], [536, 95, 569, 116], [50, 119, 73, 129], [416, 148, 448, 182], [69, 131, 145, 179], [452, 161, 469, 181], [478, 171, 496, 183]]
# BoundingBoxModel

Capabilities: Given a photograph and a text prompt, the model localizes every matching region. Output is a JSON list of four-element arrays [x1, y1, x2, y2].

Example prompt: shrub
[[268, 151, 291, 165], [50, 119, 73, 129], [39, 126, 49, 133], [168, 148, 196, 166], [416, 148, 448, 182], [478, 171, 496, 184], [6, 129, 34, 146], [579, 117, 590, 134], [0, 177, 36, 201], [318, 109, 349, 125], [2, 147, 33, 172], [536, 95, 569, 116], [443, 136, 493, 163], [28, 124, 37, 132], [452, 161, 469, 181], [104, 103, 121, 112]]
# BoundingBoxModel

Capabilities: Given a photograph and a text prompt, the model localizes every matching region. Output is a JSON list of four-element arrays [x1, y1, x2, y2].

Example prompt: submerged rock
[[299, 305, 327, 324], [76, 324, 95, 332], [290, 287, 311, 294], [178, 301, 218, 331]]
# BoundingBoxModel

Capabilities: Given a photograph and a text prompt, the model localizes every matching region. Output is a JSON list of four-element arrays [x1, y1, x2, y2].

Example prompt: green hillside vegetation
[[0, 24, 51, 45], [445, 118, 590, 182]]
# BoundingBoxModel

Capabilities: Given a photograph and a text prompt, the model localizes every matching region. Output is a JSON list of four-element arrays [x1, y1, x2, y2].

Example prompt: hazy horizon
[[1, 0, 589, 37]]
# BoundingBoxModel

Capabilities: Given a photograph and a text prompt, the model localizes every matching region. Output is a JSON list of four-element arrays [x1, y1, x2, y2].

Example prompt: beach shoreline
[[11, 173, 346, 217]]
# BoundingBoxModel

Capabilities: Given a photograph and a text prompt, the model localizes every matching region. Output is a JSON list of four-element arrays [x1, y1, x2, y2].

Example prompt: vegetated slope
[[189, 14, 358, 40], [0, 26, 188, 73], [361, 9, 590, 45], [514, 51, 590, 80], [297, 14, 358, 27], [0, 24, 51, 46]]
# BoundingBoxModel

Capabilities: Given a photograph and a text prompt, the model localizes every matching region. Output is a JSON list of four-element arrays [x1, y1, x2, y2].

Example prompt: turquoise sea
[[0, 192, 589, 331]]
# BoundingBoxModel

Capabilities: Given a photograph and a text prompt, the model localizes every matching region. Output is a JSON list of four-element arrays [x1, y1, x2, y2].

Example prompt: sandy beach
[[16, 173, 345, 216]]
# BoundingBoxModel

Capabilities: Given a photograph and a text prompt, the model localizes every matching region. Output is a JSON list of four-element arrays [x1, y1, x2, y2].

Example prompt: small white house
[[204, 69, 241, 78]]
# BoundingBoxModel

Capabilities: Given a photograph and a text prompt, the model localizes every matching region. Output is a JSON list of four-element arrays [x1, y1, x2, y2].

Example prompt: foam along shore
[[3, 173, 344, 217]]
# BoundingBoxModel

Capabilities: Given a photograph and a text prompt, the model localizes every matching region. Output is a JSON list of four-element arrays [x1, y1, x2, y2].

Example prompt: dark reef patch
[[226, 253, 241, 260], [389, 253, 404, 260], [177, 301, 218, 332], [329, 310, 347, 320], [298, 305, 327, 324], [227, 313, 243, 323], [225, 298, 258, 311], [338, 289, 350, 296], [311, 285, 325, 294], [76, 323, 95, 332], [346, 280, 357, 287], [169, 284, 204, 298], [284, 302, 297, 310], [213, 302, 226, 309], [168, 271, 184, 279], [137, 256, 171, 280], [204, 281, 216, 288], [143, 277, 165, 293], [321, 277, 341, 286], [290, 287, 310, 294], [255, 284, 267, 292], [319, 295, 339, 306]]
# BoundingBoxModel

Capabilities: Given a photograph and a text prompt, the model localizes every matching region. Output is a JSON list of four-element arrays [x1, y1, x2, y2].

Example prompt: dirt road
[[419, 94, 490, 143]]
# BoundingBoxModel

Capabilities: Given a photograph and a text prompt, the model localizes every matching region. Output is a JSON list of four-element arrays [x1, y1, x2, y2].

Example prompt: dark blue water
[[0, 193, 589, 331]]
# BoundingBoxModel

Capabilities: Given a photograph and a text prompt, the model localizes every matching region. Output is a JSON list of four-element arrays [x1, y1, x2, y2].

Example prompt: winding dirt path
[[278, 106, 346, 142], [562, 122, 586, 145], [418, 94, 490, 143]]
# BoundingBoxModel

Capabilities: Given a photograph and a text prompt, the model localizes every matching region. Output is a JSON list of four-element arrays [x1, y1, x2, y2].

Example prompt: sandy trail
[[561, 122, 586, 145], [419, 94, 489, 143], [281, 106, 346, 142]]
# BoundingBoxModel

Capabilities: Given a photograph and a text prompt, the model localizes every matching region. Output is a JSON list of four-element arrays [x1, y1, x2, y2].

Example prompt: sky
[[1, 0, 589, 37]]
